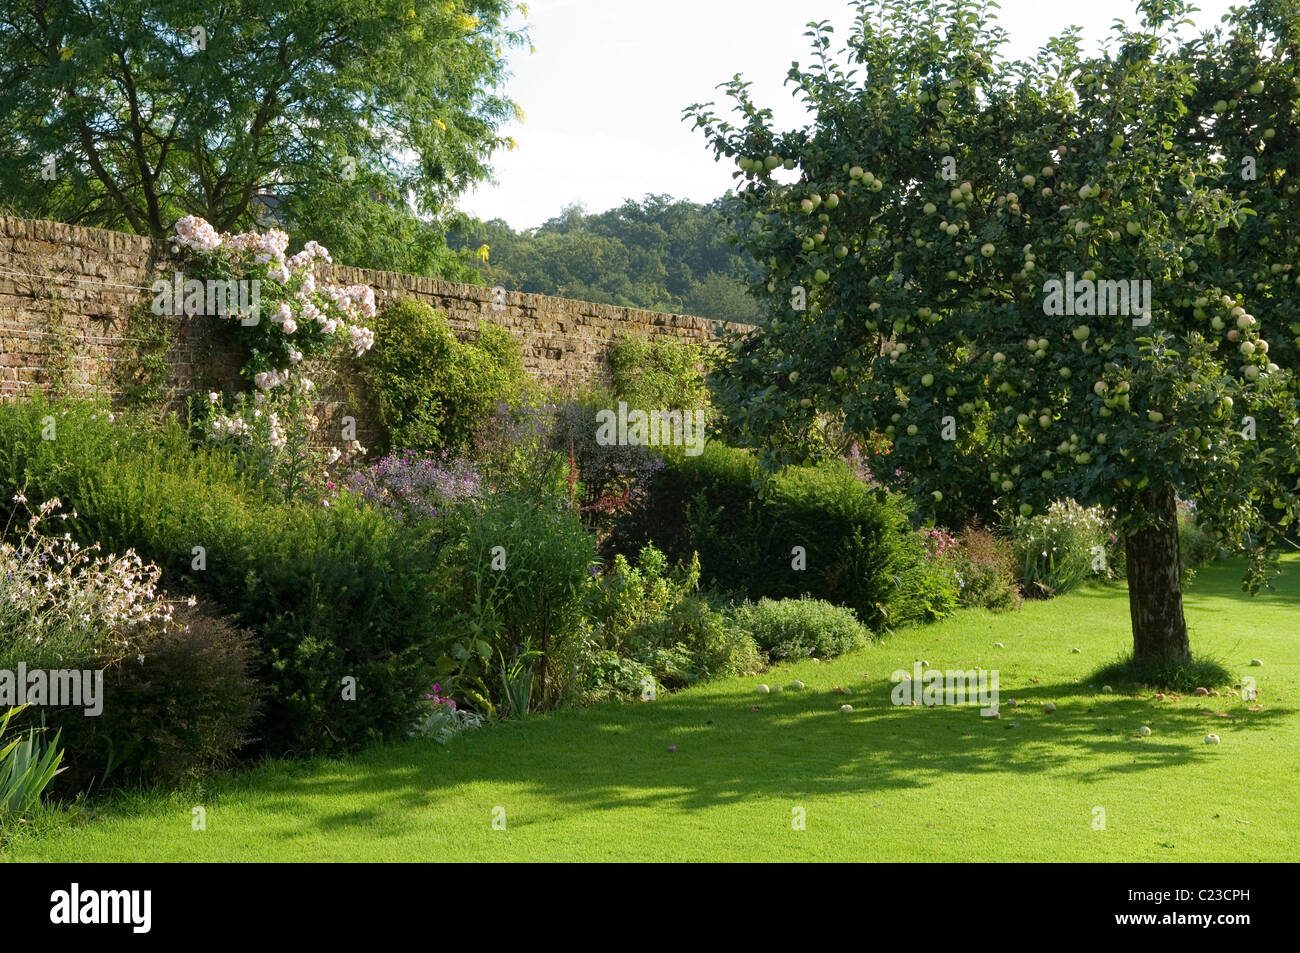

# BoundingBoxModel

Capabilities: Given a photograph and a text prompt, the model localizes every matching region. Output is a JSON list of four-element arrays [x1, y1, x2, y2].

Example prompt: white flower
[[349, 325, 375, 355], [282, 318, 297, 334], [172, 216, 223, 254], [207, 392, 220, 404]]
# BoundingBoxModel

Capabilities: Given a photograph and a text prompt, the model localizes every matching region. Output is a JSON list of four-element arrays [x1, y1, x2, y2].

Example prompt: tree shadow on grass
[[74, 555, 1300, 846], [233, 676, 1292, 842]]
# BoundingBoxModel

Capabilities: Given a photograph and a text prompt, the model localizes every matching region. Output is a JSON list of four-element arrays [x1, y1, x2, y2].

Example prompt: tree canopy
[[0, 0, 526, 276], [687, 0, 1300, 663]]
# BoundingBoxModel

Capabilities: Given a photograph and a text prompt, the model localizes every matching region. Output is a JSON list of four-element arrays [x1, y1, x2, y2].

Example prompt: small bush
[[953, 526, 1023, 611], [573, 643, 657, 706], [585, 545, 689, 654], [46, 606, 262, 794], [615, 443, 941, 629], [732, 597, 870, 662], [363, 297, 529, 455], [631, 593, 761, 690], [888, 531, 962, 628], [584, 546, 759, 692]]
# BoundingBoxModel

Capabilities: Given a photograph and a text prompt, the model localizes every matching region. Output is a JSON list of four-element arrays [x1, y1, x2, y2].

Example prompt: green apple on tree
[[688, 0, 1300, 671]]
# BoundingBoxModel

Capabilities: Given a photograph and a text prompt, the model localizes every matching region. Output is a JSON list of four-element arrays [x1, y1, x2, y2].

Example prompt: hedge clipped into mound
[[612, 442, 956, 629]]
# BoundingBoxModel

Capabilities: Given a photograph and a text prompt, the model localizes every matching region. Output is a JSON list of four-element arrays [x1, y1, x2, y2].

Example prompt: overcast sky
[[458, 0, 1241, 231]]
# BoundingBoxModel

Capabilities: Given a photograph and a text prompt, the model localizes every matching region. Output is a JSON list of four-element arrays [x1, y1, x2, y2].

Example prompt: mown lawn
[[6, 556, 1298, 862]]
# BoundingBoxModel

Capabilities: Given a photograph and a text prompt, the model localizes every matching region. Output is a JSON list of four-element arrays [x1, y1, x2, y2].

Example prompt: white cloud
[[462, 0, 1241, 230]]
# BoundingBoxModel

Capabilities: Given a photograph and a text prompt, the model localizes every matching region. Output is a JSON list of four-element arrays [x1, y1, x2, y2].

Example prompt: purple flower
[[345, 450, 484, 521]]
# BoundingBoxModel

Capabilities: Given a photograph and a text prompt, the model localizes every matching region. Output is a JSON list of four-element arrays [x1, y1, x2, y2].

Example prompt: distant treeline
[[448, 194, 760, 324]]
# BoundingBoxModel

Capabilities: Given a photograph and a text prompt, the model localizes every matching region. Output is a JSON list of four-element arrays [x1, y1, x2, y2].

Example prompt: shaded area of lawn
[[7, 554, 1298, 862]]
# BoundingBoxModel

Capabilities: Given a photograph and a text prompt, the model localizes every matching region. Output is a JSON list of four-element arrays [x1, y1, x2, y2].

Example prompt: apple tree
[[686, 0, 1300, 665]]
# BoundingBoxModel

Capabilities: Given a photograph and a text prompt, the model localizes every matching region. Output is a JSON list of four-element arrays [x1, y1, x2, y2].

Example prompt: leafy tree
[[687, 0, 1300, 665], [0, 0, 525, 276]]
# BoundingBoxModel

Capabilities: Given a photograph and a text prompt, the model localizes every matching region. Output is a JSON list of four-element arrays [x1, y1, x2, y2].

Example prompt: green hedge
[[733, 597, 871, 662], [612, 442, 956, 629], [0, 399, 442, 756]]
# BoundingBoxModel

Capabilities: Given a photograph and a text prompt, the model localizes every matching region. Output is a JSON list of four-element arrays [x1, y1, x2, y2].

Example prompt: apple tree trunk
[[1123, 484, 1190, 663]]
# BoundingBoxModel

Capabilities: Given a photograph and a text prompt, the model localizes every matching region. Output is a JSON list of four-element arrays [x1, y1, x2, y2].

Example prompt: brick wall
[[0, 215, 749, 447]]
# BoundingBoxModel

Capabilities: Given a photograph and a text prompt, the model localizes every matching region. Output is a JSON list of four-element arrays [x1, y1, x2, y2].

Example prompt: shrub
[[0, 495, 260, 792], [631, 592, 761, 690], [0, 398, 443, 756], [583, 545, 759, 692], [615, 443, 943, 629], [888, 531, 962, 628], [573, 642, 657, 706], [732, 597, 870, 662], [363, 298, 528, 455], [1008, 499, 1119, 597], [953, 526, 1023, 612], [431, 491, 598, 710], [584, 545, 685, 655], [45, 606, 262, 794], [607, 334, 711, 415]]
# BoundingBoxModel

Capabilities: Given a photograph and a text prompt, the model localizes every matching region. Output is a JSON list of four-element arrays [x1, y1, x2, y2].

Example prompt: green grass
[[5, 557, 1298, 862]]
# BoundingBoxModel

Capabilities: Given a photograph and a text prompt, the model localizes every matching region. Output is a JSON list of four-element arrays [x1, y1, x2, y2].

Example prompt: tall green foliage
[[364, 298, 529, 454]]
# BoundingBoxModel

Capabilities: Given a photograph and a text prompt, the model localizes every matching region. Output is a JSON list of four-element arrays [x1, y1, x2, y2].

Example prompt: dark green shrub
[[43, 606, 262, 795], [0, 398, 444, 756], [432, 491, 598, 710], [363, 297, 529, 454], [732, 597, 871, 662], [610, 440, 761, 572], [614, 442, 941, 629]]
